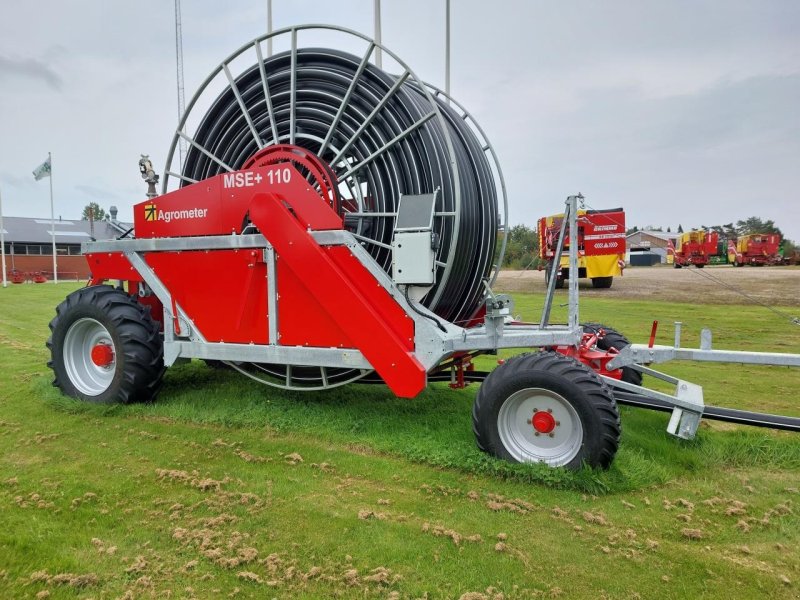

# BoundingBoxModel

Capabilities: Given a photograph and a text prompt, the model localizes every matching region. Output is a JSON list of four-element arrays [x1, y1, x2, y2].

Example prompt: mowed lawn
[[0, 282, 799, 599]]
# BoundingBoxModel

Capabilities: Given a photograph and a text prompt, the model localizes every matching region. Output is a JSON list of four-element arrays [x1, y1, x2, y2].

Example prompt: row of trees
[[628, 217, 785, 239], [495, 224, 541, 270]]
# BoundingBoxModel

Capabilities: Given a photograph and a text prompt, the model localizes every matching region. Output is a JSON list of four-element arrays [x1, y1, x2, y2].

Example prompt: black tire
[[673, 262, 682, 269], [582, 323, 643, 386], [545, 266, 565, 289], [696, 264, 704, 268], [473, 352, 620, 470], [47, 285, 164, 403], [591, 276, 613, 289]]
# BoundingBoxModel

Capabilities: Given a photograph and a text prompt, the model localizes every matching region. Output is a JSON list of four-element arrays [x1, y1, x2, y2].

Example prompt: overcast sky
[[1, 1, 798, 240]]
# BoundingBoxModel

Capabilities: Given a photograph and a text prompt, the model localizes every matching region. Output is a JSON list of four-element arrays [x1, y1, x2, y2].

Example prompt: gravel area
[[494, 265, 800, 307]]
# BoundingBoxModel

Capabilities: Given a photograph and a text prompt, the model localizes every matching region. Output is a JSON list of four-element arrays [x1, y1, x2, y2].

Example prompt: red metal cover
[[538, 210, 626, 258], [580, 210, 626, 256], [145, 250, 269, 344], [132, 164, 342, 238]]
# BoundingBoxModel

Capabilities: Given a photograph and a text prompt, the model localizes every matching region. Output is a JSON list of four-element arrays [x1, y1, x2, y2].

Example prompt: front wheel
[[47, 285, 165, 403], [473, 352, 620, 469]]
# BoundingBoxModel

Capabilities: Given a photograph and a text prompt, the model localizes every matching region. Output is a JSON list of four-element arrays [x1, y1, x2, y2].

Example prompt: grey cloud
[[0, 55, 63, 91], [0, 171, 35, 189], [74, 184, 118, 200]]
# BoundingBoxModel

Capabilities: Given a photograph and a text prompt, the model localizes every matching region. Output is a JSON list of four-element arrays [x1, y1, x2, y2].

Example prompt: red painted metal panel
[[145, 250, 268, 344], [249, 192, 426, 398], [277, 263, 356, 348], [580, 210, 626, 256], [85, 252, 143, 282], [324, 246, 414, 351], [132, 164, 341, 239], [538, 210, 626, 258]]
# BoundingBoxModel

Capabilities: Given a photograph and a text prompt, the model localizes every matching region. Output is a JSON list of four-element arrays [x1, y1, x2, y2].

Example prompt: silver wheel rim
[[497, 387, 583, 467], [63, 318, 116, 396]]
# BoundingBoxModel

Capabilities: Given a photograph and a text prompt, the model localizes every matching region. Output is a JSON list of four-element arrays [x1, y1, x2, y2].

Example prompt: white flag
[[33, 156, 51, 181]]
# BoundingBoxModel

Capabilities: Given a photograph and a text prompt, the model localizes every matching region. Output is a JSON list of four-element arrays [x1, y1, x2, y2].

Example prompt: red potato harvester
[[47, 26, 800, 470]]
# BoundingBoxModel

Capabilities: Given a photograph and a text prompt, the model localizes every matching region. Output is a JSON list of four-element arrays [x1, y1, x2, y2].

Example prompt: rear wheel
[[696, 264, 704, 268], [473, 352, 620, 469], [582, 323, 643, 386], [591, 276, 613, 289], [47, 285, 164, 403], [545, 265, 565, 289]]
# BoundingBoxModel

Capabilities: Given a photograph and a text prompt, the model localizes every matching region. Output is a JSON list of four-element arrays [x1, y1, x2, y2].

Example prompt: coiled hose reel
[[162, 25, 507, 390]]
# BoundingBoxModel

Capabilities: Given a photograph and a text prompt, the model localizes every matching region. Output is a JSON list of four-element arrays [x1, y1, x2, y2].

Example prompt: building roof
[[626, 230, 676, 242], [0, 215, 131, 244]]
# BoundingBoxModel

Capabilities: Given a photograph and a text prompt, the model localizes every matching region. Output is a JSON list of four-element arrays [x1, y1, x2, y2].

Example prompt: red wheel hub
[[91, 344, 114, 367], [532, 410, 556, 434]]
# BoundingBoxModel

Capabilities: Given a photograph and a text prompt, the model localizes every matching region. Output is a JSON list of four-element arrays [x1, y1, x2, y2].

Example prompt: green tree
[[82, 202, 107, 221], [736, 216, 782, 236], [497, 224, 539, 269]]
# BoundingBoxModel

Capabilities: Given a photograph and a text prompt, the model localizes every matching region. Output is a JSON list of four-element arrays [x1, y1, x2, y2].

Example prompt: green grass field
[[1, 282, 799, 599]]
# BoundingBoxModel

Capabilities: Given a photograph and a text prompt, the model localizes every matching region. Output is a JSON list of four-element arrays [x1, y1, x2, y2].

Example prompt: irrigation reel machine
[[48, 26, 800, 470]]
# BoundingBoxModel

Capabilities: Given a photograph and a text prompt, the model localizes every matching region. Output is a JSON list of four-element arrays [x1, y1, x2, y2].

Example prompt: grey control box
[[392, 231, 436, 284], [391, 192, 438, 286]]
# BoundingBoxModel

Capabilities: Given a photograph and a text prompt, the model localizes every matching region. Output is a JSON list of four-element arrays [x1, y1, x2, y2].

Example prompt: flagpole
[[49, 151, 57, 284], [0, 186, 7, 288]]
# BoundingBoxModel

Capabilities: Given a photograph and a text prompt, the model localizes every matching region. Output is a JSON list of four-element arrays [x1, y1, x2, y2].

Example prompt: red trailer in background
[[727, 234, 782, 266], [672, 230, 718, 268]]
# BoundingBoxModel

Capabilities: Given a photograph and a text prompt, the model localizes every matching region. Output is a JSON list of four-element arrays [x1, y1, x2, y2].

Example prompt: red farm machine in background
[[671, 229, 719, 268], [538, 208, 626, 289], [45, 27, 800, 473], [727, 233, 782, 267]]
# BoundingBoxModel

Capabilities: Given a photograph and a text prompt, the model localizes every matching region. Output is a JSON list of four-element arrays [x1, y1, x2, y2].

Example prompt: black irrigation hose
[[182, 47, 498, 324], [612, 391, 800, 433], [356, 371, 800, 432]]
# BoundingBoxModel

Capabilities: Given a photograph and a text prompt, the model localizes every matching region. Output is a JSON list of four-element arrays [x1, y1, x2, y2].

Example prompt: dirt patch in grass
[[495, 265, 800, 306]]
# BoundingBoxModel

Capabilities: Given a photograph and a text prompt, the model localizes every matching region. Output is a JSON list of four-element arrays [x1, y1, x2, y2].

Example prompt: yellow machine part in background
[[557, 253, 624, 278]]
